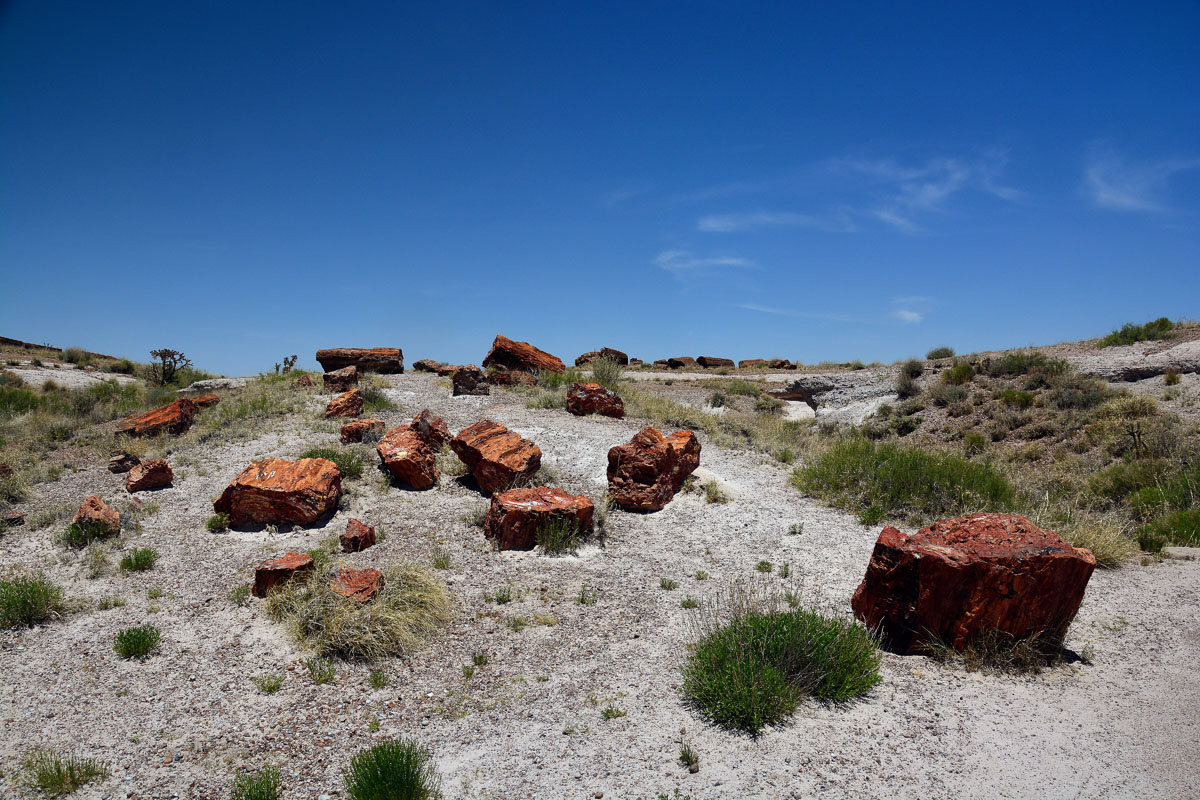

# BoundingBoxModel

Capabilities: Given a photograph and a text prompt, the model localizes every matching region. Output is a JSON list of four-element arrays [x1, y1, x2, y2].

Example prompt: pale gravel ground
[[3, 364, 140, 390], [0, 373, 1198, 799]]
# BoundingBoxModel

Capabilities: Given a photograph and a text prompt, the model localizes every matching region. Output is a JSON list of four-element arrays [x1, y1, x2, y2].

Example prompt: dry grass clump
[[265, 562, 451, 661], [589, 356, 623, 390], [921, 629, 1069, 674]]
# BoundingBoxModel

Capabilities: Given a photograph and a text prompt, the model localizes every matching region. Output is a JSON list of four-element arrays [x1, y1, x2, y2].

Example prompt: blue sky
[[2, 1, 1197, 375]]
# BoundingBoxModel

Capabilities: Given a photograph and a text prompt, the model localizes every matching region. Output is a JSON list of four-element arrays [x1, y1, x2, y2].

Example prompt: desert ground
[[1, 332, 1199, 799]]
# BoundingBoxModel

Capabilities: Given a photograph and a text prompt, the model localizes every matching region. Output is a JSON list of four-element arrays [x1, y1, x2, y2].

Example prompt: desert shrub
[[926, 346, 955, 360], [230, 766, 282, 800], [105, 358, 137, 374], [895, 374, 919, 400], [207, 513, 230, 532], [590, 356, 622, 390], [1099, 317, 1175, 347], [535, 514, 585, 555], [682, 595, 880, 734], [999, 390, 1035, 409], [987, 351, 1068, 378], [21, 748, 109, 795], [922, 629, 1067, 674], [1164, 370, 1181, 386], [1046, 371, 1109, 410], [345, 738, 441, 800], [120, 547, 158, 572], [537, 367, 585, 390], [728, 379, 762, 396], [703, 479, 730, 504], [62, 347, 91, 365], [962, 431, 988, 455], [793, 437, 1014, 525], [306, 656, 336, 684], [1032, 507, 1138, 568], [253, 674, 285, 694], [266, 562, 450, 661], [929, 383, 968, 407], [114, 624, 160, 659], [360, 385, 397, 413], [1087, 460, 1170, 507], [525, 388, 566, 409], [941, 362, 974, 386], [1136, 509, 1200, 547], [708, 391, 729, 408], [0, 571, 65, 628], [60, 519, 116, 549], [900, 359, 924, 379], [300, 447, 363, 480]]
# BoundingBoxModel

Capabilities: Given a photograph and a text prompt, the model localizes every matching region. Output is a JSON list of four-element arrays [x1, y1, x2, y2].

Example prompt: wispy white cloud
[[891, 309, 923, 323], [1083, 144, 1200, 213], [654, 249, 756, 275], [600, 183, 655, 208], [889, 295, 932, 324], [697, 210, 857, 233], [735, 303, 865, 323], [736, 302, 792, 315]]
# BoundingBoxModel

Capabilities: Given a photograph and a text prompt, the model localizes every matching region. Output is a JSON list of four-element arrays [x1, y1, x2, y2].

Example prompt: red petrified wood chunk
[[452, 365, 489, 396], [483, 487, 595, 550], [213, 458, 343, 526], [450, 419, 542, 494], [323, 365, 359, 392], [851, 513, 1097, 655], [325, 388, 363, 418], [575, 347, 629, 366], [253, 551, 314, 598], [192, 393, 220, 408], [412, 359, 442, 372], [117, 398, 197, 437], [482, 334, 565, 374], [295, 374, 315, 387], [566, 382, 625, 419], [330, 567, 384, 603], [696, 356, 734, 368], [340, 419, 385, 443], [739, 359, 766, 368], [315, 347, 404, 374], [411, 409, 450, 450], [341, 518, 376, 552], [72, 496, 121, 537], [666, 357, 697, 369], [125, 459, 173, 492], [606, 427, 701, 511], [108, 451, 140, 473], [375, 426, 439, 489]]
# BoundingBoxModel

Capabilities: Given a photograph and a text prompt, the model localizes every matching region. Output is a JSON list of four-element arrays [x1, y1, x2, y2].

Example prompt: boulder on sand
[[340, 419, 385, 444], [413, 359, 442, 373], [213, 458, 342, 527], [697, 356, 734, 368], [341, 518, 376, 552], [483, 487, 595, 550], [575, 347, 630, 366], [323, 365, 359, 392], [253, 551, 314, 598], [125, 459, 173, 492], [606, 427, 701, 512], [325, 389, 363, 418], [851, 513, 1097, 654], [482, 334, 565, 374], [452, 365, 489, 396], [566, 382, 624, 419], [739, 359, 767, 369], [315, 347, 404, 373], [666, 357, 697, 370], [375, 426, 439, 489], [451, 419, 542, 494], [108, 451, 140, 474], [411, 409, 450, 450], [117, 398, 196, 437], [72, 496, 120, 537]]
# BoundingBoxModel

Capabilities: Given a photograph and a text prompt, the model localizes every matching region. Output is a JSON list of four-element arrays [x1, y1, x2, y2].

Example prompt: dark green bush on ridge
[[1099, 317, 1176, 347], [926, 346, 955, 360]]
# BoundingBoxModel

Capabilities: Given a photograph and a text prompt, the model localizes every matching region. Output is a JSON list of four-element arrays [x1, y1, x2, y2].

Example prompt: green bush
[[60, 519, 116, 548], [1136, 509, 1200, 547], [207, 513, 230, 532], [896, 374, 920, 399], [114, 624, 160, 659], [345, 738, 441, 800], [1087, 460, 1169, 506], [0, 572, 64, 628], [988, 351, 1068, 378], [361, 385, 397, 413], [900, 359, 924, 379], [727, 379, 762, 396], [230, 766, 281, 800], [792, 437, 1015, 525], [683, 607, 880, 734], [1046, 372, 1108, 410], [590, 356, 622, 390], [537, 367, 585, 390], [708, 391, 729, 408], [929, 383, 968, 407], [120, 547, 158, 572], [20, 748, 109, 796], [926, 346, 955, 360], [1099, 317, 1175, 347], [999, 389, 1035, 409], [300, 447, 363, 480], [941, 362, 974, 386], [63, 347, 91, 365], [535, 514, 585, 555]]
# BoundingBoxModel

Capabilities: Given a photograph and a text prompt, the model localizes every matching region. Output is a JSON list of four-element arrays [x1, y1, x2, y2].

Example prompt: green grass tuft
[[120, 547, 158, 571], [300, 447, 363, 480], [344, 738, 441, 800], [0, 571, 65, 628], [207, 512, 230, 532], [229, 766, 282, 800], [21, 748, 109, 796], [114, 624, 160, 659]]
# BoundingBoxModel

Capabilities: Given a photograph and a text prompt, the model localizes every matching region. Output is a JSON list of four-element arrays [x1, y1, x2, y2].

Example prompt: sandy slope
[[1, 373, 1197, 799]]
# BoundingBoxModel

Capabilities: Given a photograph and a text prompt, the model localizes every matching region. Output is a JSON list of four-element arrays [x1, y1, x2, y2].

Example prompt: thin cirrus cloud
[[889, 295, 932, 324], [698, 151, 1023, 236], [1083, 144, 1200, 213], [654, 249, 757, 275]]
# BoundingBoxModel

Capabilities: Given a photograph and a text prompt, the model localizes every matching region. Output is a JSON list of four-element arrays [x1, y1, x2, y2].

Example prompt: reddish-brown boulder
[[117, 398, 197, 437], [252, 551, 314, 598], [341, 518, 376, 552], [413, 359, 442, 373], [575, 347, 630, 366], [325, 389, 363, 418], [340, 418, 385, 444], [72, 496, 120, 537], [768, 358, 796, 370], [483, 487, 595, 550], [567, 382, 625, 419], [652, 359, 669, 368], [375, 426, 439, 489], [452, 365, 489, 396], [125, 460, 173, 492], [0, 464, 10, 477], [697, 356, 735, 368], [295, 374, 315, 387], [435, 364, 463, 377], [108, 451, 140, 473], [666, 357, 697, 369], [451, 419, 542, 494], [192, 393, 219, 408], [330, 567, 384, 603], [213, 458, 343, 526], [323, 365, 359, 392], [482, 334, 565, 374], [739, 359, 767, 369], [411, 409, 450, 449], [315, 347, 404, 374], [606, 427, 701, 511], [851, 513, 1097, 655]]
